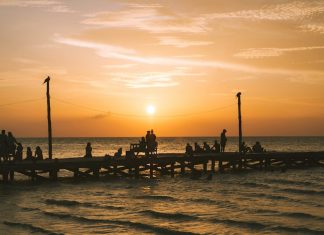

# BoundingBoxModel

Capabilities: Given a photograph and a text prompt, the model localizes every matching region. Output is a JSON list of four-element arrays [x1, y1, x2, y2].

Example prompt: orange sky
[[0, 0, 323, 137]]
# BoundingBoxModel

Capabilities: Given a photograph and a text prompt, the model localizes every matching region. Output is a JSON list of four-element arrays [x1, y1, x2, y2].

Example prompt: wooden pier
[[0, 152, 323, 182]]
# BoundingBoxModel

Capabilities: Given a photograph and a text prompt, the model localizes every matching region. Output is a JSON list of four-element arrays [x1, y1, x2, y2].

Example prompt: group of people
[[138, 129, 158, 153], [0, 129, 44, 162], [241, 141, 266, 154], [185, 129, 228, 156]]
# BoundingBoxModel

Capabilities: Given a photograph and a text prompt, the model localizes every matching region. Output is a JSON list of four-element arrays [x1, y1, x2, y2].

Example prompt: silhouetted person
[[211, 140, 220, 153], [220, 129, 227, 152], [139, 137, 146, 151], [240, 142, 251, 154], [150, 129, 158, 151], [15, 143, 23, 161], [0, 130, 9, 162], [114, 148, 122, 157], [85, 142, 92, 158], [35, 146, 43, 160], [26, 147, 34, 161], [185, 143, 193, 156], [8, 131, 18, 156], [203, 142, 211, 152], [252, 141, 265, 153], [194, 142, 203, 153], [145, 131, 151, 152]]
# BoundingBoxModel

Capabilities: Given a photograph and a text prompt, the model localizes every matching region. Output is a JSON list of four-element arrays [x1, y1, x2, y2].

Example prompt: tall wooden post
[[237, 92, 242, 153], [44, 76, 52, 159]]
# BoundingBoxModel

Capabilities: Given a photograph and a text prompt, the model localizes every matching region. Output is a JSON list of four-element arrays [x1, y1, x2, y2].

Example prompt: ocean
[[0, 137, 323, 234]]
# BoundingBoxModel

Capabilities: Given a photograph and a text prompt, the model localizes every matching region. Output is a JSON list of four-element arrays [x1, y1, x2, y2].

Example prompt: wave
[[45, 199, 124, 211], [279, 212, 324, 221], [190, 198, 238, 209], [241, 182, 271, 189], [134, 195, 177, 201], [3, 221, 63, 235], [271, 225, 324, 234], [211, 218, 267, 230], [43, 211, 198, 235], [140, 209, 196, 221], [265, 178, 320, 187], [280, 188, 324, 196]]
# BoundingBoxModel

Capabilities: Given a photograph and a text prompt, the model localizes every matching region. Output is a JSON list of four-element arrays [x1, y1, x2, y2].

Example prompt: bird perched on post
[[236, 92, 241, 98], [43, 76, 50, 84]]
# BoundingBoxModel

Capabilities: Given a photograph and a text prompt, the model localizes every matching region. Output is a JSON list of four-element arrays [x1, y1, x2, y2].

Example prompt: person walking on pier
[[35, 146, 43, 160], [85, 142, 92, 158], [220, 129, 227, 152]]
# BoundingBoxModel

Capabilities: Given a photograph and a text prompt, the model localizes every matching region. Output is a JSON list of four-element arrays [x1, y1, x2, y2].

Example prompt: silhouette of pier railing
[[0, 151, 323, 182]]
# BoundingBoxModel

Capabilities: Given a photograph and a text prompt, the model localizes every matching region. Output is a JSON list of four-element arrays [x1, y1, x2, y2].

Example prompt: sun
[[146, 104, 156, 115]]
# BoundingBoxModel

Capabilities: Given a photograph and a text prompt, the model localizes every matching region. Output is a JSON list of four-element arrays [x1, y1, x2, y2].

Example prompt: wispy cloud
[[234, 46, 324, 59], [158, 36, 213, 48], [209, 1, 324, 21], [82, 3, 209, 34], [300, 23, 324, 34], [55, 36, 257, 73], [0, 0, 74, 13]]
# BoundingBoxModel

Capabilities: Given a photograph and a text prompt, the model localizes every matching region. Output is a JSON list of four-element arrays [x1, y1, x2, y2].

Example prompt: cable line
[[52, 96, 235, 119], [0, 97, 45, 108]]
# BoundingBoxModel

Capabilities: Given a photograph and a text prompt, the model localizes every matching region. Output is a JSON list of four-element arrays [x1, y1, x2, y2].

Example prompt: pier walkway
[[1, 152, 323, 182]]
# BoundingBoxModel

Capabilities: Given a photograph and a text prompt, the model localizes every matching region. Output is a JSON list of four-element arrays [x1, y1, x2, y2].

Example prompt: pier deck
[[1, 151, 323, 182]]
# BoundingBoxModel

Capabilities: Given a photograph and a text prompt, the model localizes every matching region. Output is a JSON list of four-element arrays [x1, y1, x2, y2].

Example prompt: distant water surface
[[0, 136, 323, 234]]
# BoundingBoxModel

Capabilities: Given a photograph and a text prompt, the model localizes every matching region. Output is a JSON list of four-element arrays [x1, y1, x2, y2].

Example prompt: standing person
[[150, 129, 157, 151], [8, 132, 18, 157], [145, 130, 151, 153], [85, 142, 92, 158], [220, 129, 227, 152], [35, 146, 43, 160], [0, 130, 9, 162]]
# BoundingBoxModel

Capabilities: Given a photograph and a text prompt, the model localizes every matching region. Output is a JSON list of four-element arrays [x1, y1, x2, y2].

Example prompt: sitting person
[[203, 142, 211, 152], [35, 146, 43, 160], [114, 148, 122, 157], [85, 142, 92, 158], [25, 147, 34, 161], [185, 143, 193, 156], [139, 137, 146, 151], [194, 142, 203, 153], [240, 142, 252, 154], [252, 141, 265, 153], [15, 143, 23, 161], [211, 140, 220, 153]]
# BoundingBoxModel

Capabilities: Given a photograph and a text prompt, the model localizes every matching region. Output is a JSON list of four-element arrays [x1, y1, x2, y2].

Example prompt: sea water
[[0, 137, 323, 234]]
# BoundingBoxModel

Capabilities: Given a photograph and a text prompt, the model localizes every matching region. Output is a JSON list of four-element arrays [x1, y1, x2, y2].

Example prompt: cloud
[[0, 0, 74, 13], [234, 46, 324, 59], [158, 36, 213, 48], [300, 23, 324, 34], [209, 1, 324, 21], [55, 36, 257, 73], [109, 69, 205, 88], [82, 3, 209, 34]]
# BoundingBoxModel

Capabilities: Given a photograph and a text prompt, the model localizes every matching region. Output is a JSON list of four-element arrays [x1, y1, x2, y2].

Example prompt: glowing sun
[[146, 104, 156, 115]]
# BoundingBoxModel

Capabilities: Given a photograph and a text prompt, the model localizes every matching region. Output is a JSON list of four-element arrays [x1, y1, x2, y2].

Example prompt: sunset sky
[[0, 0, 323, 137]]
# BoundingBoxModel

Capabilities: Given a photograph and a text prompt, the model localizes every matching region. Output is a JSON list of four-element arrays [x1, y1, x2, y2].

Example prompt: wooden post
[[9, 171, 14, 181], [211, 158, 215, 172], [203, 162, 207, 173], [237, 92, 242, 153], [150, 157, 154, 179], [135, 165, 139, 179], [170, 162, 175, 178], [219, 160, 223, 173], [180, 161, 185, 174], [44, 76, 53, 159]]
